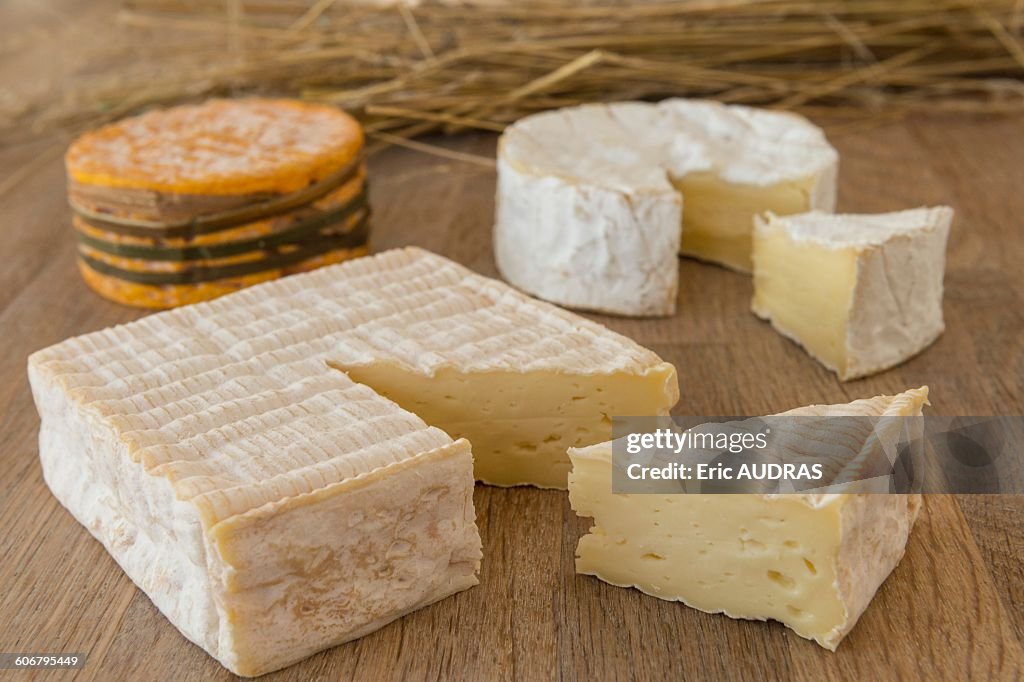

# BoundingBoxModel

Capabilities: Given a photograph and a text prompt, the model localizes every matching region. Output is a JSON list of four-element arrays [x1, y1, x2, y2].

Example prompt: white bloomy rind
[[495, 99, 838, 316], [752, 207, 953, 380], [495, 152, 682, 317], [30, 355, 481, 678]]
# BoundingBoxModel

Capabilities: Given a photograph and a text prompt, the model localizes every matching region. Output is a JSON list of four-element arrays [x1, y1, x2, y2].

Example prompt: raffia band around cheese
[[68, 153, 365, 238], [76, 189, 372, 266], [77, 211, 369, 285]]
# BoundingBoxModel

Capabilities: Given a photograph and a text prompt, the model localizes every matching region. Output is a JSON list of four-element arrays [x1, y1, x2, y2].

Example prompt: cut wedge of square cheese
[[28, 248, 678, 674], [752, 207, 952, 380], [495, 99, 838, 316], [568, 387, 927, 650]]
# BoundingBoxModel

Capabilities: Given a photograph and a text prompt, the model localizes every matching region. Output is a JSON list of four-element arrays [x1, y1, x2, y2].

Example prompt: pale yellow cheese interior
[[335, 363, 679, 489], [570, 449, 847, 645], [751, 226, 858, 374], [675, 171, 819, 272]]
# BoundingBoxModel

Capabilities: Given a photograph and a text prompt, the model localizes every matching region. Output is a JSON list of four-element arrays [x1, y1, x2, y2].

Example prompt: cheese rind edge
[[31, 357, 482, 676], [752, 208, 952, 380]]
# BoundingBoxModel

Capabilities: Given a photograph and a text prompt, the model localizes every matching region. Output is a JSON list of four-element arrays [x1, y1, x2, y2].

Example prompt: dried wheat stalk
[[4, 0, 1024, 153]]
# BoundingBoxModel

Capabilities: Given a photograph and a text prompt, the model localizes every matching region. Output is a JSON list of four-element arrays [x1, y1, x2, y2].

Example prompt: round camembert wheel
[[494, 99, 838, 317]]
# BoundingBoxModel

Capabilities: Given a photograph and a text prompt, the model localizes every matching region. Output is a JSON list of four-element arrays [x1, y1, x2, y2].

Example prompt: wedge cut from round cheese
[[28, 247, 678, 674], [752, 207, 952, 380], [495, 99, 838, 316], [568, 387, 927, 651]]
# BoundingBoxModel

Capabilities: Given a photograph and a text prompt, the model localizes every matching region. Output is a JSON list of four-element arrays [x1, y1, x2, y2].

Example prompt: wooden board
[[2, 12, 1024, 682]]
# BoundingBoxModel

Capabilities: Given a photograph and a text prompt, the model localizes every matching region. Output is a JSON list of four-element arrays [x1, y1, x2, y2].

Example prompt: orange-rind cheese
[[66, 99, 364, 196], [64, 98, 370, 309]]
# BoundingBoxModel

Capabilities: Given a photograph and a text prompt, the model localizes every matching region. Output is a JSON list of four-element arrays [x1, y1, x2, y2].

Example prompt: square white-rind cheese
[[29, 247, 679, 675]]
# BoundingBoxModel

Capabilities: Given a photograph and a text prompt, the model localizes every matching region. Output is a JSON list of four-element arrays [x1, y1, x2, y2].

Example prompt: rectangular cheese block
[[751, 207, 952, 380], [567, 387, 927, 650], [29, 247, 678, 674]]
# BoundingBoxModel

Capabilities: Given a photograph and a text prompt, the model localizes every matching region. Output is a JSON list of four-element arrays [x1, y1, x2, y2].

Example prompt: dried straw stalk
[[5, 0, 1024, 154]]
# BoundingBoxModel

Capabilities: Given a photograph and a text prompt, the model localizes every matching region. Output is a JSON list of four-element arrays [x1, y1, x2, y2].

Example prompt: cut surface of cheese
[[568, 387, 928, 650], [673, 170, 824, 273], [752, 207, 952, 380], [28, 247, 677, 674], [338, 365, 678, 489], [495, 99, 838, 316]]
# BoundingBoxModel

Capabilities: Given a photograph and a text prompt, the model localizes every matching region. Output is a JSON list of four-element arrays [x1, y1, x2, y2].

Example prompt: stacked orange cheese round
[[65, 98, 370, 308]]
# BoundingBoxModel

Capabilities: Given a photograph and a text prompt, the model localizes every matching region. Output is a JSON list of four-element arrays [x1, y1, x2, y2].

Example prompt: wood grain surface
[[2, 5, 1024, 682]]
